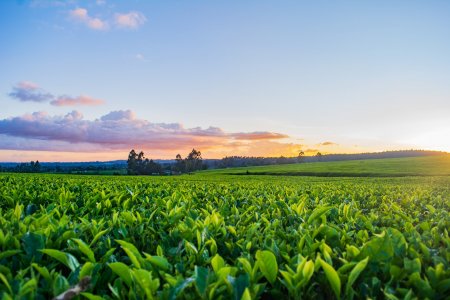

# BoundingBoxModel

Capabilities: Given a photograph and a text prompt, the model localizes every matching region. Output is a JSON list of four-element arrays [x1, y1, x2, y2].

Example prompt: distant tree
[[298, 150, 305, 163], [127, 149, 163, 175], [185, 149, 203, 172], [137, 151, 145, 174], [174, 154, 185, 173], [127, 150, 138, 175], [32, 160, 41, 172], [276, 156, 289, 164], [316, 152, 323, 162], [144, 159, 163, 175]]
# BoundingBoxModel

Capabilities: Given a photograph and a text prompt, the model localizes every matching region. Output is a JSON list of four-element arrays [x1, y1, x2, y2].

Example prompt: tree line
[[0, 161, 42, 173], [126, 148, 207, 175]]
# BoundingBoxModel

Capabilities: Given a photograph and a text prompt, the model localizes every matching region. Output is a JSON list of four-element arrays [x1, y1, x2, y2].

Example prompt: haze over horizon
[[1, 0, 450, 162]]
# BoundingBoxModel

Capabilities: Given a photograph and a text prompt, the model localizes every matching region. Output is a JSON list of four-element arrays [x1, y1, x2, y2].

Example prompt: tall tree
[[186, 148, 203, 172], [174, 154, 185, 173], [127, 150, 138, 175], [316, 152, 323, 162], [298, 150, 305, 163]]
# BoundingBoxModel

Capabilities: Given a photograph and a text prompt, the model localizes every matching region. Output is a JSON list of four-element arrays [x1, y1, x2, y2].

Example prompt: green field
[[0, 159, 449, 299], [204, 155, 450, 177]]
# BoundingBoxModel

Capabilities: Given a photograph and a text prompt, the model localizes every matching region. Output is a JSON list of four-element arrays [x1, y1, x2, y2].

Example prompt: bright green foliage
[[255, 250, 278, 284], [0, 173, 449, 299], [317, 256, 341, 299]]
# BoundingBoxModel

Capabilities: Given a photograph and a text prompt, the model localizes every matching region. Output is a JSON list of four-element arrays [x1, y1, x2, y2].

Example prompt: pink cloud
[[114, 11, 146, 29], [9, 81, 54, 102], [70, 8, 108, 30], [50, 95, 105, 106], [0, 111, 297, 156]]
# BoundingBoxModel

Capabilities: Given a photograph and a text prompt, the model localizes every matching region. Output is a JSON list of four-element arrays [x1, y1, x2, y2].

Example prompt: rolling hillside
[[203, 155, 450, 177]]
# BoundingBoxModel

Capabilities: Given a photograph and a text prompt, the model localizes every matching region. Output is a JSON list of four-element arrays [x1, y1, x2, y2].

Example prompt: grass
[[201, 155, 450, 177]]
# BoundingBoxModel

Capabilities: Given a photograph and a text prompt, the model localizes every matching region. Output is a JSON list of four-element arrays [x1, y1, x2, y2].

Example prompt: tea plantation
[[0, 171, 449, 299]]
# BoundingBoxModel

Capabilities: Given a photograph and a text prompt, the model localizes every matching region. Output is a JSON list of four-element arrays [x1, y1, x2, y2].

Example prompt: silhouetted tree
[[32, 160, 41, 172], [185, 149, 203, 172], [316, 152, 323, 162], [127, 149, 138, 175], [174, 154, 185, 173], [127, 150, 163, 175], [298, 150, 305, 163]]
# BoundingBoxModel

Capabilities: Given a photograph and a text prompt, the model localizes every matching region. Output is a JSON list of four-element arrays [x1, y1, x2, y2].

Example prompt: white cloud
[[115, 11, 147, 29]]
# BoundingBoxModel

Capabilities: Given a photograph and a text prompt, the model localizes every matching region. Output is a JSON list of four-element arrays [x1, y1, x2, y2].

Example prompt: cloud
[[70, 8, 108, 30], [232, 132, 289, 140], [115, 11, 146, 29], [100, 110, 135, 121], [50, 95, 105, 106], [135, 53, 149, 62], [304, 148, 319, 153], [318, 141, 338, 146], [8, 81, 105, 107], [8, 81, 54, 103], [0, 111, 296, 156]]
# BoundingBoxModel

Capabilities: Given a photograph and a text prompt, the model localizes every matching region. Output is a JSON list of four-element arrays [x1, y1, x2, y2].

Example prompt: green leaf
[[256, 250, 278, 284], [32, 263, 51, 282], [109, 262, 132, 286], [307, 206, 332, 224], [318, 257, 341, 299], [241, 288, 252, 300], [53, 274, 69, 296], [22, 232, 45, 260], [116, 240, 142, 268], [168, 277, 195, 300], [90, 229, 108, 246], [81, 292, 103, 300], [404, 258, 421, 274], [80, 262, 95, 280], [72, 238, 96, 263], [19, 278, 37, 296], [211, 254, 225, 273], [302, 260, 315, 283], [144, 254, 170, 271], [194, 266, 209, 297], [0, 273, 12, 295], [0, 250, 21, 260], [40, 249, 80, 272], [232, 274, 250, 300], [345, 257, 369, 294], [358, 231, 393, 265]]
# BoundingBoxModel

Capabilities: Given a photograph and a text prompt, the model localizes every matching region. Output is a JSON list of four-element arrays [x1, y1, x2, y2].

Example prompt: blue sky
[[1, 0, 450, 161]]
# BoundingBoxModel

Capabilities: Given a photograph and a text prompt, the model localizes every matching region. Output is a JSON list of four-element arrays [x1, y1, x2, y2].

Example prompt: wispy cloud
[[69, 8, 108, 30], [8, 81, 105, 107], [318, 141, 338, 146], [135, 53, 149, 62], [114, 11, 146, 29], [8, 81, 54, 103], [0, 111, 295, 155], [232, 132, 288, 140], [50, 95, 105, 106]]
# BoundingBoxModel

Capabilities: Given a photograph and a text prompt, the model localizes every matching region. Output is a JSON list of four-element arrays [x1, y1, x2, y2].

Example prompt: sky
[[1, 0, 450, 162]]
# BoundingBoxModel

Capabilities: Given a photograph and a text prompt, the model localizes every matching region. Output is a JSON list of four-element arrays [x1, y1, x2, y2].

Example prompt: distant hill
[[204, 155, 450, 177], [209, 150, 448, 169]]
